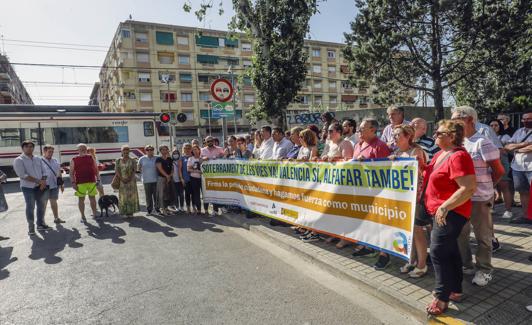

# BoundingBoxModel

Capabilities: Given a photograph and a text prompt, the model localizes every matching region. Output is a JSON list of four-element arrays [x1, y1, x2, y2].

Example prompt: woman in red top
[[423, 120, 476, 315]]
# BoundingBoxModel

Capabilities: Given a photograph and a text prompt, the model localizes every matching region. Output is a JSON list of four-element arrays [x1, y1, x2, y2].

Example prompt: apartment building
[[99, 20, 412, 135], [0, 54, 33, 105]]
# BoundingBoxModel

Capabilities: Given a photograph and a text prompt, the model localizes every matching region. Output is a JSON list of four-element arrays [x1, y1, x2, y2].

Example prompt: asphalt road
[[0, 182, 418, 325]]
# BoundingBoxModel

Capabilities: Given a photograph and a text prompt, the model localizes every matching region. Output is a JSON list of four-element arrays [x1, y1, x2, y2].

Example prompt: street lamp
[[228, 65, 238, 134], [161, 72, 175, 149]]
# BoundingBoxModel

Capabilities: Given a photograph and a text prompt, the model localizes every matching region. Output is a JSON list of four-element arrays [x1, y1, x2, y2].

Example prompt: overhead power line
[[2, 38, 109, 48]]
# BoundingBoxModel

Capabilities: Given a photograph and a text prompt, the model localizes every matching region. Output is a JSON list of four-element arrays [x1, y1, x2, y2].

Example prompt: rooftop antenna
[[129, 14, 133, 20]]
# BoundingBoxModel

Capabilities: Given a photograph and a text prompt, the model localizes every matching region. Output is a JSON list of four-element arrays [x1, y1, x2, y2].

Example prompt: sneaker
[[374, 255, 391, 270], [37, 224, 51, 231], [352, 247, 378, 257], [509, 217, 532, 224], [299, 231, 311, 239], [492, 238, 502, 253], [526, 305, 532, 312], [302, 234, 320, 243], [408, 265, 428, 278], [28, 227, 36, 236], [502, 211, 513, 219], [472, 271, 492, 287], [400, 262, 416, 274], [462, 267, 476, 275]]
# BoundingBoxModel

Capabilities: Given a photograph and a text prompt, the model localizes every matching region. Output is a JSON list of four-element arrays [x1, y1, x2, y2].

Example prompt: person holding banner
[[321, 123, 353, 162], [258, 126, 275, 160], [235, 137, 253, 159], [201, 136, 224, 216], [187, 145, 203, 214], [272, 128, 294, 160], [287, 127, 304, 159], [351, 118, 392, 269], [389, 125, 429, 278], [424, 120, 476, 316], [297, 129, 319, 161]]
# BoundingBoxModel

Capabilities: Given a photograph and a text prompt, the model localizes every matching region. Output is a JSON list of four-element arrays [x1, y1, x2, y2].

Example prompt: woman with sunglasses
[[424, 120, 476, 315], [115, 145, 140, 218], [187, 145, 203, 214], [488, 119, 514, 218]]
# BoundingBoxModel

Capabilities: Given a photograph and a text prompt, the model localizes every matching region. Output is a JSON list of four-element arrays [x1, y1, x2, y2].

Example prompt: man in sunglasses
[[138, 145, 159, 215], [201, 136, 225, 216]]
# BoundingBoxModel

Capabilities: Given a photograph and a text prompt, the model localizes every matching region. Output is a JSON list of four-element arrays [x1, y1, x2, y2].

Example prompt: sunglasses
[[433, 131, 450, 137], [327, 129, 335, 133], [146, 148, 154, 151]]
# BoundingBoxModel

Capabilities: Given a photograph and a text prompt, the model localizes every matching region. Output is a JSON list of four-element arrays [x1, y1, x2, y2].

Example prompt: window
[[178, 55, 190, 65], [156, 31, 174, 45], [121, 29, 131, 38], [359, 96, 369, 104], [0, 128, 21, 147], [124, 90, 136, 99], [223, 38, 238, 48], [314, 80, 322, 89], [327, 50, 336, 59], [136, 52, 149, 63], [314, 96, 323, 104], [197, 54, 219, 64], [226, 58, 239, 66], [341, 80, 352, 89], [161, 91, 177, 102], [312, 64, 321, 73], [53, 127, 129, 145], [199, 92, 210, 101], [177, 36, 189, 45], [181, 93, 193, 102], [243, 59, 252, 68], [329, 81, 336, 89], [244, 94, 255, 103], [135, 32, 148, 43], [138, 72, 151, 82], [158, 72, 175, 82], [295, 95, 309, 104], [119, 51, 129, 60], [139, 92, 152, 101], [196, 35, 219, 47], [157, 52, 174, 64], [179, 73, 192, 83], [184, 112, 194, 121], [143, 121, 155, 137], [243, 76, 252, 86], [242, 42, 252, 51], [198, 74, 209, 83], [330, 96, 337, 104], [328, 66, 336, 73], [312, 48, 321, 57]]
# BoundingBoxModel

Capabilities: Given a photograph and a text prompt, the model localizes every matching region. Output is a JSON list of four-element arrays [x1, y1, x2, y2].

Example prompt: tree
[[184, 0, 319, 127], [343, 0, 524, 121]]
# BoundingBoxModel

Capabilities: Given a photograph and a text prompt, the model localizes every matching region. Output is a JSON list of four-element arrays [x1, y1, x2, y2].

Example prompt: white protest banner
[[202, 159, 418, 260]]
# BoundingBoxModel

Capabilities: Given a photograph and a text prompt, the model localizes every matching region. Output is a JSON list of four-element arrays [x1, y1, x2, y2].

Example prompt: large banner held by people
[[202, 159, 418, 260]]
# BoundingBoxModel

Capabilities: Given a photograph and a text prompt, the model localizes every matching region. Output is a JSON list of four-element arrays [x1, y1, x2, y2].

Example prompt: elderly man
[[13, 140, 50, 235], [70, 143, 100, 221], [287, 126, 304, 159], [342, 118, 359, 145], [351, 118, 392, 270], [272, 127, 294, 160], [138, 145, 159, 215], [505, 111, 532, 224], [498, 113, 516, 137], [257, 126, 275, 160], [381, 105, 410, 150], [452, 106, 505, 287], [410, 118, 439, 162], [201, 135, 225, 216]]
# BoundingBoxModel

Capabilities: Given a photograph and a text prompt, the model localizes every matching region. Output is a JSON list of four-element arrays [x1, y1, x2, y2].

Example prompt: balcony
[[0, 72, 10, 80]]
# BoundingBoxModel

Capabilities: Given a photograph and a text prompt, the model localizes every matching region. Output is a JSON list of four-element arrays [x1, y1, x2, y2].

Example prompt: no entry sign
[[210, 78, 234, 103]]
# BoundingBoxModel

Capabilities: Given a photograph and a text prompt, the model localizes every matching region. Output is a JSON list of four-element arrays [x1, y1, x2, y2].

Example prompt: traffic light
[[159, 113, 171, 123], [176, 113, 187, 123]]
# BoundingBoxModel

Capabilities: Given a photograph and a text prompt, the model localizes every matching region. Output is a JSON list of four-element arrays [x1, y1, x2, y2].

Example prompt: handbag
[[41, 158, 64, 187], [111, 175, 120, 190]]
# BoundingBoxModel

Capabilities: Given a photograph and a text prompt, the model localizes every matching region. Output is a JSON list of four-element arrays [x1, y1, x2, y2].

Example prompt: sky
[[0, 0, 357, 106]]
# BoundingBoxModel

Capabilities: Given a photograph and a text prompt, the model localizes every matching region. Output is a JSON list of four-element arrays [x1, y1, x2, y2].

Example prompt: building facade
[[99, 20, 413, 136], [0, 54, 33, 105]]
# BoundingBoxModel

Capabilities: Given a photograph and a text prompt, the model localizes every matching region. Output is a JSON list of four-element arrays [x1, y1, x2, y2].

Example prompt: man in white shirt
[[381, 105, 410, 150], [452, 106, 505, 287], [258, 126, 275, 160], [505, 111, 532, 224], [342, 119, 359, 145], [272, 127, 294, 159]]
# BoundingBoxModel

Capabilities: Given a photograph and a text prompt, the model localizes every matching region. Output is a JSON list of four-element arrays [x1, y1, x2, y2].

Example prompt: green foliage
[[343, 0, 525, 120], [182, 0, 319, 128]]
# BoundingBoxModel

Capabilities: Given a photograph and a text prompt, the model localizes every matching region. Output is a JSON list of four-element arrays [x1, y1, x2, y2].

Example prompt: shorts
[[49, 187, 59, 200], [75, 182, 98, 198], [512, 170, 532, 192]]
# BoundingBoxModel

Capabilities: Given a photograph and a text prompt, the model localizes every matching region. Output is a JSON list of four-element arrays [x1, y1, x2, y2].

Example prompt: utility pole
[[162, 72, 175, 149], [228, 65, 237, 134]]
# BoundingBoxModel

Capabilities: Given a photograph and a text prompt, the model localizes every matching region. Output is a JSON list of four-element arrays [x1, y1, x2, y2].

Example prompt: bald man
[[410, 118, 439, 162]]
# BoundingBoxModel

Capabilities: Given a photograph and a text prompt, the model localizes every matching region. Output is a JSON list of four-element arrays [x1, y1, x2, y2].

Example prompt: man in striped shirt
[[410, 118, 439, 162], [452, 106, 505, 287]]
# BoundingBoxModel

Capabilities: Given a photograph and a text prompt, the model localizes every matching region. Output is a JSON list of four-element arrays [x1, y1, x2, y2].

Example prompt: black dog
[[98, 195, 119, 218]]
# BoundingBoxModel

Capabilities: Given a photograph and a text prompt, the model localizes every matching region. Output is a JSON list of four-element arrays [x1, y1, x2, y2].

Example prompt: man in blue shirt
[[138, 145, 159, 215]]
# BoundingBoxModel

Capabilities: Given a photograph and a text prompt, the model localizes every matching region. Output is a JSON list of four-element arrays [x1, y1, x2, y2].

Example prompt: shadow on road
[[153, 213, 225, 234], [83, 218, 126, 244], [0, 245, 17, 280], [124, 216, 178, 238], [28, 224, 83, 264]]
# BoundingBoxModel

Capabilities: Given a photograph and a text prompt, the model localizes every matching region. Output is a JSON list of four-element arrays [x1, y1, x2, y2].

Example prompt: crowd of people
[[1, 105, 531, 315]]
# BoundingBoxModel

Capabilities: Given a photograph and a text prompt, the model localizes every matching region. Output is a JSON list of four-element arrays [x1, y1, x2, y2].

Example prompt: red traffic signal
[[159, 113, 171, 123]]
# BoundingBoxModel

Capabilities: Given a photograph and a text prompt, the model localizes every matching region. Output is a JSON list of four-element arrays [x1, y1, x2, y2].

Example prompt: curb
[[221, 213, 431, 323]]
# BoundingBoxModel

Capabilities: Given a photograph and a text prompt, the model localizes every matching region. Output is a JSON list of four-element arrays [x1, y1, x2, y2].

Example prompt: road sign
[[210, 78, 234, 103], [211, 102, 235, 118]]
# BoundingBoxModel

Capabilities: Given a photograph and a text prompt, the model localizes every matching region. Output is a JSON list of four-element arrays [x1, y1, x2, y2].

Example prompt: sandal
[[408, 265, 428, 278], [400, 262, 416, 274], [432, 291, 464, 303], [426, 298, 448, 316]]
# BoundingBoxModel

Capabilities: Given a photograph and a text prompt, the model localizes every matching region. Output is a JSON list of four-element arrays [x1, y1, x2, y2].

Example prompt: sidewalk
[[223, 203, 532, 324]]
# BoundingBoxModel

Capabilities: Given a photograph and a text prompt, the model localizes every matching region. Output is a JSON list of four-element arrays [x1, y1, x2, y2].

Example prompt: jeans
[[184, 181, 192, 208], [430, 210, 467, 303], [190, 177, 202, 211], [143, 182, 157, 213], [21, 186, 49, 228], [174, 181, 184, 209], [458, 199, 493, 274], [156, 177, 175, 210]]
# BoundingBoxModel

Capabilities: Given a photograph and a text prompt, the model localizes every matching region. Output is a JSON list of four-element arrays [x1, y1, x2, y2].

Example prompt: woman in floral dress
[[115, 145, 139, 217]]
